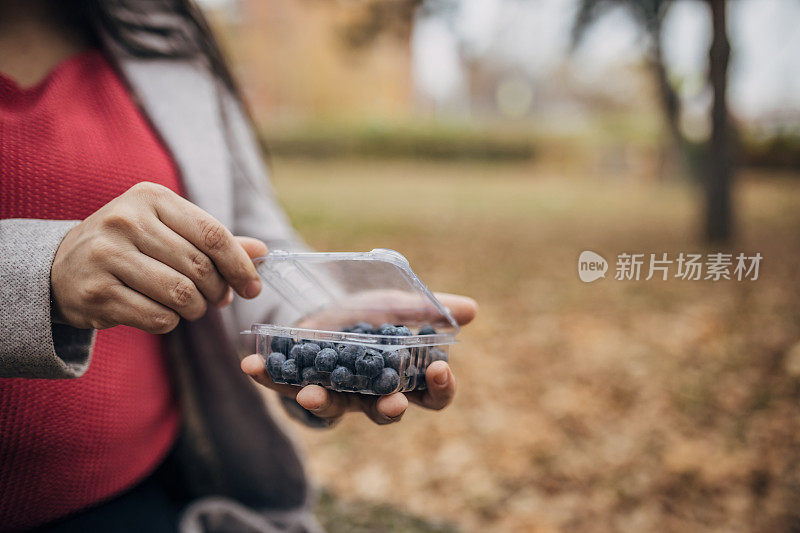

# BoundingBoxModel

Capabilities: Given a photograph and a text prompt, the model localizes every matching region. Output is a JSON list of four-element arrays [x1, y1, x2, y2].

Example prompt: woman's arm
[[0, 218, 95, 378], [0, 0, 98, 379], [1, 183, 267, 380]]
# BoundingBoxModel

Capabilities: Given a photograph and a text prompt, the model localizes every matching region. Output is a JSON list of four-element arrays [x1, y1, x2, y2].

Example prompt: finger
[[376, 392, 409, 421], [406, 361, 455, 411], [433, 293, 478, 326], [235, 236, 268, 259], [130, 220, 229, 306], [296, 386, 354, 420], [109, 251, 207, 321], [153, 196, 261, 299], [102, 284, 180, 334], [241, 354, 303, 397], [219, 286, 234, 308], [358, 392, 408, 425]]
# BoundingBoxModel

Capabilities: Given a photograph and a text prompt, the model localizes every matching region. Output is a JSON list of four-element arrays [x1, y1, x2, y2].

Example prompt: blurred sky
[[203, 0, 800, 123], [413, 0, 800, 122]]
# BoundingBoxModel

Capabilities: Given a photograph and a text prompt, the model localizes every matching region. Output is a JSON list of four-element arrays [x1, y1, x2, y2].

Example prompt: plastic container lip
[[252, 248, 460, 333], [255, 248, 411, 268], [249, 323, 456, 347]]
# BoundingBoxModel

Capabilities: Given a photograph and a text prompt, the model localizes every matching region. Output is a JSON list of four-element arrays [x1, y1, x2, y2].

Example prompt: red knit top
[[0, 50, 181, 530]]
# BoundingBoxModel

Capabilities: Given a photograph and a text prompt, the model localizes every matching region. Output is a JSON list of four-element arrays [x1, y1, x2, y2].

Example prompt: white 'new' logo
[[578, 251, 608, 282]]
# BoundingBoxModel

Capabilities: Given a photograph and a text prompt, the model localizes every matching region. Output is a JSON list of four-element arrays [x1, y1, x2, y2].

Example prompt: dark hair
[[66, 0, 244, 101]]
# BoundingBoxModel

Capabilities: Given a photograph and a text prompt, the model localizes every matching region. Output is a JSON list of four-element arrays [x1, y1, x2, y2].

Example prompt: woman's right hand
[[51, 181, 267, 333]]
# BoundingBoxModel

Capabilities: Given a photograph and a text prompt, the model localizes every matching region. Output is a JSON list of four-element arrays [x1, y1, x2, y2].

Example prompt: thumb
[[235, 236, 269, 260]]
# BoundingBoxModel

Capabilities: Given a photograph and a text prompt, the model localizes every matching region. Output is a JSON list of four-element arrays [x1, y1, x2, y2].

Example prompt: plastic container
[[248, 249, 458, 394]]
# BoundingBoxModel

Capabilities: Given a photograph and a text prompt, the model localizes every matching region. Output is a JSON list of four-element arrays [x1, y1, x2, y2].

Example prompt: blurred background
[[203, 0, 799, 531]]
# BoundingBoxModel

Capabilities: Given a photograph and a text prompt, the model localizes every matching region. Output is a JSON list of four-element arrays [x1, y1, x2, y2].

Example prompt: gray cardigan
[[0, 52, 323, 532]]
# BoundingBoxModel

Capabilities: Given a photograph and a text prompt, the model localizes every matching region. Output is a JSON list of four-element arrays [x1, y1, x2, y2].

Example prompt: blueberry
[[394, 325, 412, 336], [288, 344, 303, 360], [383, 348, 410, 372], [355, 349, 384, 378], [351, 321, 374, 334], [330, 366, 354, 389], [318, 341, 337, 351], [271, 336, 294, 355], [315, 348, 338, 372], [383, 349, 401, 372], [418, 325, 437, 335], [281, 359, 299, 382], [416, 367, 427, 389], [266, 352, 286, 380], [373, 368, 400, 395], [377, 323, 399, 344], [302, 366, 321, 384], [403, 364, 418, 387], [299, 342, 321, 367], [377, 323, 397, 336], [429, 347, 449, 362], [338, 344, 364, 370], [352, 375, 372, 392]]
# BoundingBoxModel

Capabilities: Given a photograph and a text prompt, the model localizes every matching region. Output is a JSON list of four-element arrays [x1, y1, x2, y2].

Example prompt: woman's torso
[[0, 50, 181, 531]]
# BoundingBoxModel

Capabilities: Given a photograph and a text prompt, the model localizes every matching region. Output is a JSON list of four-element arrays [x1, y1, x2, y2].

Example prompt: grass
[[257, 113, 664, 161], [264, 156, 800, 532], [260, 121, 536, 160], [259, 116, 800, 168]]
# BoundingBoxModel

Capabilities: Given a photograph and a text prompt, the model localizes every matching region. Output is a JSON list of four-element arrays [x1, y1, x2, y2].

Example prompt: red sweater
[[0, 50, 181, 530]]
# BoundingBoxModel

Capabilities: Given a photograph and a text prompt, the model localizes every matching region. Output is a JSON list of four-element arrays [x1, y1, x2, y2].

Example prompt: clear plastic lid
[[253, 248, 459, 333]]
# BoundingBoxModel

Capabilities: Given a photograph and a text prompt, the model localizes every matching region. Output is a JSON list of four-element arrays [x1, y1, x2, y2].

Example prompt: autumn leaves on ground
[[265, 156, 800, 532]]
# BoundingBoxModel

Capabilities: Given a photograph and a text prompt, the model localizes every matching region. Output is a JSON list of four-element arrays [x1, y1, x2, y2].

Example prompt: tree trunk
[[705, 0, 733, 242]]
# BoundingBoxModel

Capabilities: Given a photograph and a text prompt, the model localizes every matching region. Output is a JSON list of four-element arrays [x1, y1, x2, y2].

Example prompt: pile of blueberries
[[265, 322, 448, 395]]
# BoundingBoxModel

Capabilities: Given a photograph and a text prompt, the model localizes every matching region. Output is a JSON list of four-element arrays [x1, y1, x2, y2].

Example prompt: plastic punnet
[[248, 249, 457, 394]]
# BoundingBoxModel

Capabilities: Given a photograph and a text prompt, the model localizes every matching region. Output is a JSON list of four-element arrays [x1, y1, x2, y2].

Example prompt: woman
[[0, 1, 477, 531]]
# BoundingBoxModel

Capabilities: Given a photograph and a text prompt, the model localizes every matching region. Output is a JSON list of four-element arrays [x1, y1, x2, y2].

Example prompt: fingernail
[[295, 395, 312, 411], [434, 370, 449, 387], [298, 389, 329, 413], [309, 399, 330, 414], [245, 279, 261, 298], [385, 413, 404, 423], [380, 406, 405, 423]]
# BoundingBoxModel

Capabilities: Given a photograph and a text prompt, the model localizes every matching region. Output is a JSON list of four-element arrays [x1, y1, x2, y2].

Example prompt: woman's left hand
[[240, 292, 477, 425]]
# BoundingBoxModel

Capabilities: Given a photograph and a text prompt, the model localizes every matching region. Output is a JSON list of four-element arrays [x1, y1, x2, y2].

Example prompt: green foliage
[[260, 121, 535, 161], [743, 132, 800, 170]]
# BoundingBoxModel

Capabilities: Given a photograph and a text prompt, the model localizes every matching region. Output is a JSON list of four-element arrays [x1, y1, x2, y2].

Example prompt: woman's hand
[[51, 181, 268, 333], [241, 292, 477, 425]]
